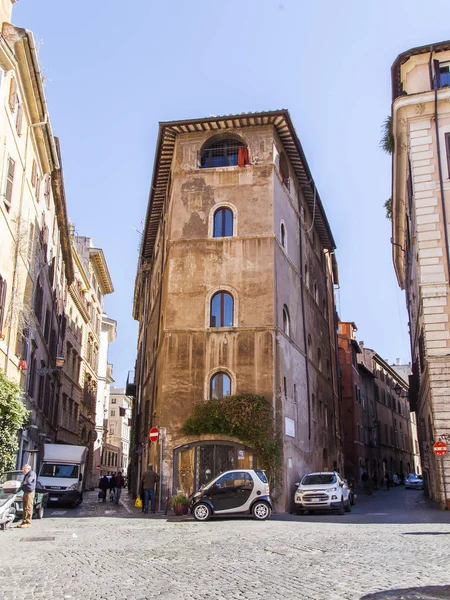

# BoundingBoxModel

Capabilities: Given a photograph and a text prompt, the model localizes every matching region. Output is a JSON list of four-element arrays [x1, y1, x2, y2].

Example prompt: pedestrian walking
[[142, 464, 160, 514], [385, 473, 390, 490], [110, 473, 117, 501], [99, 475, 109, 502], [114, 472, 125, 504], [17, 464, 36, 528]]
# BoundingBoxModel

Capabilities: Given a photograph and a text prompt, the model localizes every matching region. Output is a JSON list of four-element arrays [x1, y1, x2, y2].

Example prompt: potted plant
[[170, 493, 189, 516]]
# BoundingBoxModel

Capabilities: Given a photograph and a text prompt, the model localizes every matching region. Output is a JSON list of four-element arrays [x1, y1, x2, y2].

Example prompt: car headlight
[[69, 483, 79, 490], [37, 480, 44, 489], [326, 487, 337, 492]]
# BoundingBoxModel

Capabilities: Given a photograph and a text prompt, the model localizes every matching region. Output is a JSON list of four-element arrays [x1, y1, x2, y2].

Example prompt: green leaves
[[0, 368, 30, 473], [380, 115, 394, 154], [182, 394, 281, 478]]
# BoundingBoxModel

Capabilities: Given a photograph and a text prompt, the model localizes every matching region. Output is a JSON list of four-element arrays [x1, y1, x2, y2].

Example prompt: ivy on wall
[[181, 394, 282, 485], [0, 369, 30, 473]]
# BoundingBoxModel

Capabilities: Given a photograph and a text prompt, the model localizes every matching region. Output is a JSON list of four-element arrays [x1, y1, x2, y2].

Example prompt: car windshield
[[0, 472, 24, 485], [301, 474, 337, 485], [40, 463, 79, 478]]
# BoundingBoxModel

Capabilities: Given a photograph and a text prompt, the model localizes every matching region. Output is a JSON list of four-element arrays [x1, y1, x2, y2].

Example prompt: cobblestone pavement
[[0, 486, 449, 600]]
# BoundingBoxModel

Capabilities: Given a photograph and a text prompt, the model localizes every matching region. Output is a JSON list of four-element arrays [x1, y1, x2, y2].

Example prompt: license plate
[[308, 498, 320, 503], [50, 497, 58, 502]]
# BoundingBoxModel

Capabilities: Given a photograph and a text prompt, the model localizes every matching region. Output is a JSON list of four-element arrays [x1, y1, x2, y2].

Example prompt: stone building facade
[[132, 110, 341, 511], [391, 41, 450, 506], [105, 386, 131, 476]]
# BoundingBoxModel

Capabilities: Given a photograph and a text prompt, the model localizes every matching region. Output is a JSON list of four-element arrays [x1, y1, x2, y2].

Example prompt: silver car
[[405, 474, 424, 490], [294, 471, 351, 515]]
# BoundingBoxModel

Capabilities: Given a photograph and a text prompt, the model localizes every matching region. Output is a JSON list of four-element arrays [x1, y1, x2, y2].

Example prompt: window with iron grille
[[201, 139, 245, 168]]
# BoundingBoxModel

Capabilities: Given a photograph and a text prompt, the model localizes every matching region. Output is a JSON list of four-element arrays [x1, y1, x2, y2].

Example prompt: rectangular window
[[35, 176, 41, 202], [111, 398, 116, 404], [4, 157, 15, 209], [111, 410, 115, 417], [283, 377, 287, 398]]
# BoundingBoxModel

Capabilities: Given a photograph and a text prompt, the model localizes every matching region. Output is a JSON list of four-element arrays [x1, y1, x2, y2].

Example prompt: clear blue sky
[[13, 0, 450, 385]]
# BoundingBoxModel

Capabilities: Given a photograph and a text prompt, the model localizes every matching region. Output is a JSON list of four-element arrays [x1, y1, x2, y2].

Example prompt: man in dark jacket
[[114, 472, 125, 504], [142, 465, 160, 514], [18, 464, 36, 528], [99, 475, 109, 502]]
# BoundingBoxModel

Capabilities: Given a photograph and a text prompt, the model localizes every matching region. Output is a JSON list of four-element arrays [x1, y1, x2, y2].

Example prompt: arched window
[[307, 334, 312, 359], [201, 138, 245, 168], [210, 292, 234, 327], [210, 372, 231, 400], [282, 305, 290, 336], [280, 222, 286, 249], [304, 263, 309, 288], [213, 207, 233, 237], [317, 347, 322, 371]]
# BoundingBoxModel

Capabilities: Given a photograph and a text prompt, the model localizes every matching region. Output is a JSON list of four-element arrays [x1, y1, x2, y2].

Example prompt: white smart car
[[294, 471, 351, 515]]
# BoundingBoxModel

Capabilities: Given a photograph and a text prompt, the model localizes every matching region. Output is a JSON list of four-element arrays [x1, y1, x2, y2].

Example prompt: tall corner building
[[132, 110, 341, 511], [391, 41, 450, 507]]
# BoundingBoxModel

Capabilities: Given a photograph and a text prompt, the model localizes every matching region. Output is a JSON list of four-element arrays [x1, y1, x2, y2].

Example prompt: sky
[[12, 0, 450, 385]]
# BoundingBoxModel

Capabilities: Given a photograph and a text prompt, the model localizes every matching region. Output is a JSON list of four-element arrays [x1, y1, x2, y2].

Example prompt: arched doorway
[[173, 441, 255, 496]]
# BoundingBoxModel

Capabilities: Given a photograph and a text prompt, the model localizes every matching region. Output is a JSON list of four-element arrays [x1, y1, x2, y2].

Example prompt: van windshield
[[40, 463, 79, 478], [302, 474, 336, 485]]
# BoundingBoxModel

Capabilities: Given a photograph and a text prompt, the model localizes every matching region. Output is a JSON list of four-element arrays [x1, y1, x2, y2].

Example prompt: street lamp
[[37, 356, 65, 376]]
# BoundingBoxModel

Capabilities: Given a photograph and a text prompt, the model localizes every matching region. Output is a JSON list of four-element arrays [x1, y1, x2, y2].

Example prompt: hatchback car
[[190, 469, 272, 521], [405, 473, 424, 490], [294, 471, 351, 515]]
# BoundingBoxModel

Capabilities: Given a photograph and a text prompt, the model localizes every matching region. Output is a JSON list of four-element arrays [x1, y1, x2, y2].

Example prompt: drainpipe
[[324, 250, 338, 461], [297, 191, 312, 441]]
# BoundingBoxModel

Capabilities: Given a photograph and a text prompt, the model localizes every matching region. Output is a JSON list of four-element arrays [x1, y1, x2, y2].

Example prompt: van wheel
[[193, 503, 211, 521], [338, 499, 345, 515], [252, 501, 271, 520]]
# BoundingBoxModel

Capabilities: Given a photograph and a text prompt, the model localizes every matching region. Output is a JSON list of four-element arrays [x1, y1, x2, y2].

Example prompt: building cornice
[[89, 248, 114, 294], [139, 110, 336, 265]]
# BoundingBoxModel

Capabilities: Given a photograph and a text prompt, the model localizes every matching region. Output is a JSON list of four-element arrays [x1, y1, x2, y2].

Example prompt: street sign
[[433, 441, 448, 457], [149, 427, 159, 442]]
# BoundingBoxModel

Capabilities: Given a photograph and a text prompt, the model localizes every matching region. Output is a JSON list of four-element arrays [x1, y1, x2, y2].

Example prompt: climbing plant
[[182, 394, 282, 485], [0, 369, 29, 473], [380, 115, 394, 154], [384, 197, 393, 221]]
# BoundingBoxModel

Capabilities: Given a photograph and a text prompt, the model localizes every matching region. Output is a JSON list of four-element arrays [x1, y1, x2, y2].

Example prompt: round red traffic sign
[[433, 441, 448, 457], [96, 465, 100, 470], [149, 427, 159, 442]]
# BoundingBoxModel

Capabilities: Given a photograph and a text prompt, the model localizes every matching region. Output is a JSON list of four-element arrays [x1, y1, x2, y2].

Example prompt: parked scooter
[[0, 480, 21, 530]]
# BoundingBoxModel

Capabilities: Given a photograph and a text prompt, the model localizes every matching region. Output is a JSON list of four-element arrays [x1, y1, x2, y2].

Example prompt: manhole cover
[[20, 537, 55, 542]]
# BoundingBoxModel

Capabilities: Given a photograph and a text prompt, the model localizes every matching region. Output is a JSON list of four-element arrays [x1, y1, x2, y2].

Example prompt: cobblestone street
[[1, 487, 449, 600]]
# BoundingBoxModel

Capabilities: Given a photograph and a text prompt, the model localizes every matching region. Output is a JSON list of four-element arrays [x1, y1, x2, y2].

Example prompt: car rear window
[[255, 470, 268, 483], [302, 474, 336, 485]]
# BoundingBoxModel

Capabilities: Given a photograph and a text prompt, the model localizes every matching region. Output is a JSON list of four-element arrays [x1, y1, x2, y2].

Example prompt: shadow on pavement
[[360, 585, 450, 599]]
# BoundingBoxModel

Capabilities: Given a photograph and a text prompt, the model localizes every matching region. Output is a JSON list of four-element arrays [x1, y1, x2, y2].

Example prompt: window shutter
[[5, 157, 15, 206], [44, 175, 51, 205], [8, 78, 17, 112], [31, 160, 37, 187], [28, 222, 35, 262], [0, 276, 7, 331], [35, 176, 41, 202], [433, 59, 441, 89], [16, 104, 23, 135]]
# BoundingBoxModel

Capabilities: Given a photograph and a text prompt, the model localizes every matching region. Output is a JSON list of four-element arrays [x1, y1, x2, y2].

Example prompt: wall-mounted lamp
[[38, 356, 65, 376]]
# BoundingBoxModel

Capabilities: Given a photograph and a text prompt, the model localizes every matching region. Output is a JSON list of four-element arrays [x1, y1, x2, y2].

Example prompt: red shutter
[[5, 157, 15, 206], [8, 78, 17, 112]]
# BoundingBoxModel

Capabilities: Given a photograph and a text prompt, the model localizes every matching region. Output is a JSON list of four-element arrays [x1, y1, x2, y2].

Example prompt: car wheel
[[35, 505, 44, 520], [338, 499, 345, 515], [193, 503, 211, 521], [252, 501, 271, 521], [350, 495, 355, 506], [344, 500, 351, 513]]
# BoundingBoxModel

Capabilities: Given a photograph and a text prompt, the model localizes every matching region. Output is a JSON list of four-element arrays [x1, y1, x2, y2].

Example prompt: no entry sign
[[149, 427, 159, 442], [433, 441, 448, 457]]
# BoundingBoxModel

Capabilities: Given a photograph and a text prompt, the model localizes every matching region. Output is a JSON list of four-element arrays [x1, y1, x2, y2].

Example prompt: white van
[[37, 444, 88, 507]]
